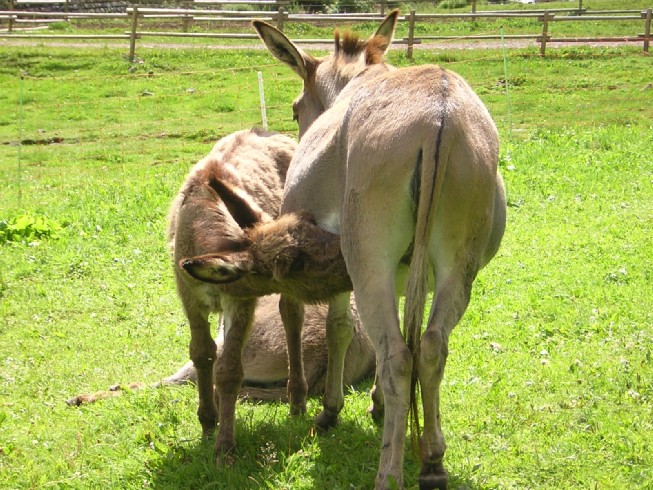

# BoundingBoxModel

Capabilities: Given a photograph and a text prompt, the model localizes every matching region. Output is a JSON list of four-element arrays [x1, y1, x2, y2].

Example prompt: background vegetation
[[3, 0, 652, 47], [1, 9, 652, 490]]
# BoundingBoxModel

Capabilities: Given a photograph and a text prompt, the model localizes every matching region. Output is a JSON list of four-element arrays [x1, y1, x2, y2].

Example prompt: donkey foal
[[67, 294, 374, 408], [170, 129, 299, 458], [170, 129, 372, 461]]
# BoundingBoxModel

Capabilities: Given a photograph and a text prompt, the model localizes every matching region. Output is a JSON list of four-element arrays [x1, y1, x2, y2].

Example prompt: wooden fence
[[1, 1, 651, 60], [402, 9, 653, 57]]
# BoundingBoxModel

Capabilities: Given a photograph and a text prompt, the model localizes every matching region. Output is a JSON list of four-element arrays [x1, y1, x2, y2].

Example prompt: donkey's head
[[253, 10, 399, 138], [179, 177, 352, 301]]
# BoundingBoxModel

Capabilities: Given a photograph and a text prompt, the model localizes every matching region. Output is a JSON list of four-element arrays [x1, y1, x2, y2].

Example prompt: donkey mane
[[334, 29, 386, 65]]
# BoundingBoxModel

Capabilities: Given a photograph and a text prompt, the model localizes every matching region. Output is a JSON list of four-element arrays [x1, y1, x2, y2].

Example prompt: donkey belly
[[281, 102, 348, 231]]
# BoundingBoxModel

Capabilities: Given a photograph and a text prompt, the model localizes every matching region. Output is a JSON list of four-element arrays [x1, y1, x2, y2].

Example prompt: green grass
[[1, 39, 652, 489]]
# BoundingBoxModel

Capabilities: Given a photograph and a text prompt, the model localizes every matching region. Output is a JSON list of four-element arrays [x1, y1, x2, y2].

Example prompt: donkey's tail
[[403, 89, 449, 443]]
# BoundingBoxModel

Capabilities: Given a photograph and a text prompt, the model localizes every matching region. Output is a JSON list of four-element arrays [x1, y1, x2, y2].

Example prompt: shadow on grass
[[139, 395, 489, 490]]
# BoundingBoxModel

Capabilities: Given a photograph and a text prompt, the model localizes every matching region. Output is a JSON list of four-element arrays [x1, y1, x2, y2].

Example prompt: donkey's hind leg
[[417, 264, 475, 490], [368, 366, 385, 424], [214, 297, 257, 461], [186, 306, 218, 437]]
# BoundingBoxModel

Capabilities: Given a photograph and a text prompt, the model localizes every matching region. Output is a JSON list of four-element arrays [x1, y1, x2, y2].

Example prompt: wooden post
[[643, 9, 652, 53], [406, 10, 415, 60], [276, 6, 284, 31], [540, 10, 550, 56], [380, 0, 386, 16], [129, 7, 138, 63], [471, 0, 476, 22], [8, 0, 14, 34], [181, 1, 193, 32], [578, 0, 582, 15]]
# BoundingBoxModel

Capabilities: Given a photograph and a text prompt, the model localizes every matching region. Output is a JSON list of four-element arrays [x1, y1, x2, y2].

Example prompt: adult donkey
[[253, 11, 507, 489]]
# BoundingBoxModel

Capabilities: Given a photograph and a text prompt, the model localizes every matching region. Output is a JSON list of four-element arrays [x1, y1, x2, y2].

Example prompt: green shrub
[[0, 214, 64, 244], [438, 0, 469, 9]]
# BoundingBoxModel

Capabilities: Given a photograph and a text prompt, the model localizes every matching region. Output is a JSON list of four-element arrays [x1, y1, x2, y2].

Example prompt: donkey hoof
[[201, 425, 216, 438], [215, 442, 236, 466], [289, 401, 307, 417], [198, 411, 217, 437], [314, 409, 338, 432], [418, 468, 448, 490]]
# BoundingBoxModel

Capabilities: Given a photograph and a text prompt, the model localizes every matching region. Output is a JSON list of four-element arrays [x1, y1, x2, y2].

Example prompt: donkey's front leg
[[279, 294, 307, 416], [187, 308, 218, 437], [315, 292, 354, 430], [214, 297, 257, 461]]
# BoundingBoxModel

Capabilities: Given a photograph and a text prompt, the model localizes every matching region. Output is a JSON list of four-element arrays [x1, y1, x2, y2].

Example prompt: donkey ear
[[180, 254, 252, 284], [252, 20, 316, 81], [207, 176, 269, 229], [371, 9, 399, 53]]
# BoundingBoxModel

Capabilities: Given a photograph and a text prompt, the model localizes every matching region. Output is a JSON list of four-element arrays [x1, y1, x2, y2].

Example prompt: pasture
[[1, 39, 652, 489]]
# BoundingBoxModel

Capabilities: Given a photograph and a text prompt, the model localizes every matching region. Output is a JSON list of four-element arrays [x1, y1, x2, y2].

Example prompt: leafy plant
[[0, 214, 64, 244], [438, 0, 470, 9]]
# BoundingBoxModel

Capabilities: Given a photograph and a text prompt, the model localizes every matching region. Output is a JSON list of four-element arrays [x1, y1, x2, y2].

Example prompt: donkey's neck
[[330, 62, 393, 107], [320, 59, 393, 110]]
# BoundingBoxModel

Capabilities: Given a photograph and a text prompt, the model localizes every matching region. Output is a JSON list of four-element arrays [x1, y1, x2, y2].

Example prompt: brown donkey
[[167, 128, 372, 461], [248, 12, 506, 490], [67, 294, 374, 406]]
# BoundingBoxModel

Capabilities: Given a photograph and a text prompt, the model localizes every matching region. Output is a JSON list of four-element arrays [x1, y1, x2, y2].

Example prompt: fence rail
[[1, 3, 651, 60]]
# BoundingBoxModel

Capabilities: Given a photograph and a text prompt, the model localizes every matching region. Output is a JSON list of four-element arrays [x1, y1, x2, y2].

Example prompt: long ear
[[207, 175, 269, 229], [252, 20, 316, 80], [180, 253, 252, 284], [371, 9, 399, 53]]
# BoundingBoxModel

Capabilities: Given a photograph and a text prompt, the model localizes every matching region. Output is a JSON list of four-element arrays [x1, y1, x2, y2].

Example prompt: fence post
[[578, 0, 583, 15], [540, 10, 550, 56], [276, 6, 284, 31], [644, 8, 652, 53], [182, 14, 192, 33], [406, 10, 415, 60], [8, 0, 14, 33], [129, 7, 138, 63], [380, 0, 386, 16], [182, 0, 192, 35], [471, 0, 476, 22]]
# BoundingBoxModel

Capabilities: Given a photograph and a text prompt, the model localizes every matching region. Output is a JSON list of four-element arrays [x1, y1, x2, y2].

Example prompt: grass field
[[1, 26, 652, 490]]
